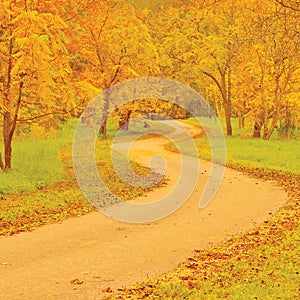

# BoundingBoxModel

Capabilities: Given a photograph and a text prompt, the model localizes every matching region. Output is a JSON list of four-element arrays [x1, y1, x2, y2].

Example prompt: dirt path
[[0, 121, 288, 300]]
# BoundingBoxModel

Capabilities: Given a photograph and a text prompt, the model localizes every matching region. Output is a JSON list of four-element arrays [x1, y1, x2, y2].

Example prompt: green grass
[[0, 139, 65, 195], [165, 117, 300, 174], [0, 117, 169, 235], [0, 119, 76, 196], [0, 117, 171, 196]]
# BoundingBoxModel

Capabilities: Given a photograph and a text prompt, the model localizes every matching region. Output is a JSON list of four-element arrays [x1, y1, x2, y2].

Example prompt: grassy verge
[[111, 118, 300, 299], [0, 136, 68, 196], [0, 118, 170, 236], [165, 117, 300, 174]]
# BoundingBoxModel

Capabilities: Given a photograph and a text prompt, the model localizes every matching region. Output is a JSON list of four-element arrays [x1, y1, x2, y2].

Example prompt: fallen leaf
[[70, 278, 84, 285], [102, 287, 112, 293]]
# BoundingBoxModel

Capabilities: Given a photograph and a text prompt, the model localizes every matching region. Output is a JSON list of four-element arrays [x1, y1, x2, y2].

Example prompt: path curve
[[0, 121, 287, 299]]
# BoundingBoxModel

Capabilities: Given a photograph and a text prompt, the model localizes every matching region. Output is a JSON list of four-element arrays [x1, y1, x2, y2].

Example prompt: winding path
[[0, 121, 287, 299]]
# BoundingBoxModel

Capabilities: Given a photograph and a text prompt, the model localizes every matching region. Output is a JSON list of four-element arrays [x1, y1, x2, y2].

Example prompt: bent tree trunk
[[119, 110, 132, 131], [202, 69, 233, 136], [263, 115, 278, 140]]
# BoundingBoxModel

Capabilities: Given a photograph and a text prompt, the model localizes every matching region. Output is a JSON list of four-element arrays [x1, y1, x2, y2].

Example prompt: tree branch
[[17, 101, 84, 123], [66, 0, 98, 22], [108, 47, 127, 86], [275, 0, 300, 11], [201, 70, 225, 100], [9, 80, 23, 141]]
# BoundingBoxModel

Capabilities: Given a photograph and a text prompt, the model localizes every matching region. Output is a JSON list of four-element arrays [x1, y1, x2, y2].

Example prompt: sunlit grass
[[166, 117, 300, 174], [0, 138, 67, 196], [0, 117, 169, 235], [0, 117, 145, 195]]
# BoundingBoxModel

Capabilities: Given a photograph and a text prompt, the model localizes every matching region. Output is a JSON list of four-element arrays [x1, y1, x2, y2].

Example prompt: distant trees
[[1, 0, 300, 169], [72, 0, 158, 137], [139, 0, 300, 139], [235, 1, 300, 139]]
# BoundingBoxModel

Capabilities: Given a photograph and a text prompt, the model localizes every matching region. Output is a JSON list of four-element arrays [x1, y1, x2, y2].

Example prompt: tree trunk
[[239, 117, 245, 129], [202, 68, 232, 135], [225, 66, 233, 136], [3, 109, 12, 169], [264, 116, 278, 140], [2, 80, 23, 170], [4, 138, 12, 170], [224, 102, 232, 136], [2, 113, 13, 170], [99, 119, 107, 138], [119, 110, 132, 131], [253, 121, 261, 138], [3, 116, 12, 170], [263, 123, 269, 140], [0, 153, 4, 170], [2, 12, 13, 170], [99, 91, 110, 138]]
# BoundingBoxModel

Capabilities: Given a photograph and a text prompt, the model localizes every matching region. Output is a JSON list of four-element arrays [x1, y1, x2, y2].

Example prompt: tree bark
[[3, 111, 12, 169], [0, 153, 4, 170], [4, 137, 12, 170], [264, 116, 278, 140], [99, 119, 107, 137], [119, 110, 132, 130], [2, 80, 23, 170], [3, 111, 13, 170], [239, 117, 245, 129], [253, 121, 261, 138], [224, 102, 232, 136], [226, 66, 233, 136], [2, 7, 13, 170], [202, 69, 233, 136], [99, 91, 110, 138]]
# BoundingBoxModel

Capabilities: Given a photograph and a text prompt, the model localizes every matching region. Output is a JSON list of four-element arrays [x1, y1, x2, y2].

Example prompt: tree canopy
[[1, 0, 299, 168]]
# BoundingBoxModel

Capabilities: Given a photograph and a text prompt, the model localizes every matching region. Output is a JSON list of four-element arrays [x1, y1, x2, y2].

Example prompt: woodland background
[[0, 0, 300, 170]]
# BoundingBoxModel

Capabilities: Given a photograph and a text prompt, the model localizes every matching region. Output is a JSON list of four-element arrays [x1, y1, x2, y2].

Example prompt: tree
[[144, 0, 249, 136], [236, 0, 300, 139], [0, 0, 72, 169], [73, 0, 158, 137], [192, 0, 250, 136]]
